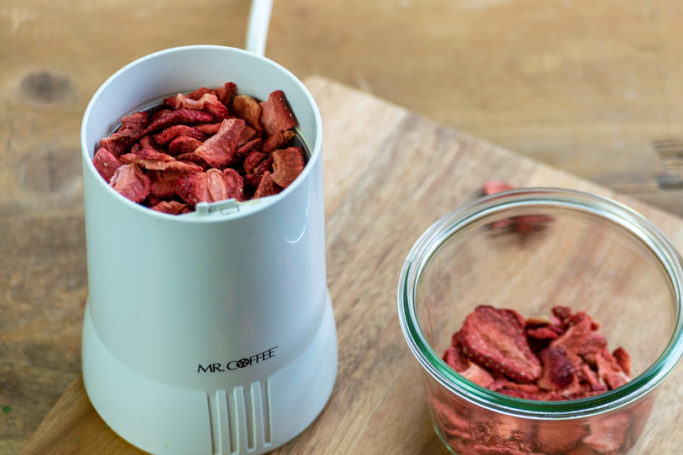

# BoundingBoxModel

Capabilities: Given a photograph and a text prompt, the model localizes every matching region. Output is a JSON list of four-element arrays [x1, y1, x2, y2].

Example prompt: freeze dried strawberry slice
[[535, 423, 588, 453], [215, 81, 237, 105], [526, 326, 561, 341], [166, 93, 229, 120], [583, 414, 629, 454], [483, 180, 515, 195], [271, 147, 305, 188], [195, 118, 245, 168], [142, 109, 214, 135], [110, 163, 151, 203], [175, 152, 209, 167], [245, 155, 274, 189], [93, 148, 122, 182], [158, 160, 204, 173], [168, 136, 203, 156], [443, 334, 495, 388], [164, 87, 215, 106], [236, 138, 262, 161], [490, 381, 543, 400], [98, 111, 148, 157], [537, 346, 579, 391], [176, 169, 244, 205], [586, 349, 630, 390], [243, 151, 266, 174], [121, 154, 203, 173], [148, 170, 183, 199], [153, 125, 206, 146], [221, 168, 245, 202], [262, 130, 296, 153], [459, 305, 542, 383], [151, 200, 190, 215], [612, 347, 631, 376], [260, 90, 297, 136], [551, 317, 608, 357], [253, 171, 279, 199], [233, 95, 263, 132], [195, 123, 223, 136]]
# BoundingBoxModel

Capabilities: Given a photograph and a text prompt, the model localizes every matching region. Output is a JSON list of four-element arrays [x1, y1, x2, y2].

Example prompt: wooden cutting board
[[21, 77, 683, 454]]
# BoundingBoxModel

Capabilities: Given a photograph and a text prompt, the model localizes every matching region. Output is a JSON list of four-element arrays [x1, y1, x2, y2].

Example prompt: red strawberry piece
[[235, 138, 262, 161], [483, 180, 515, 195], [150, 109, 172, 122], [578, 362, 602, 388], [490, 380, 543, 400], [535, 423, 588, 453], [233, 95, 263, 133], [186, 87, 216, 100], [176, 169, 244, 206], [98, 111, 148, 157], [583, 414, 629, 454], [151, 200, 190, 215], [587, 349, 630, 390], [550, 318, 608, 357], [537, 346, 579, 391], [158, 160, 204, 173], [568, 310, 601, 331], [167, 93, 229, 120], [175, 152, 209, 167], [153, 125, 206, 146], [164, 87, 216, 107], [120, 136, 173, 163], [243, 151, 266, 174], [195, 123, 223, 136], [148, 170, 183, 199], [240, 125, 258, 145], [460, 362, 495, 388], [121, 153, 203, 173], [222, 168, 245, 202], [552, 306, 572, 323], [526, 326, 561, 341], [142, 109, 214, 135], [612, 347, 631, 376], [215, 81, 237, 105], [443, 346, 464, 371], [459, 305, 542, 383], [168, 136, 204, 156], [260, 90, 297, 136], [195, 118, 245, 168], [271, 147, 305, 188], [253, 171, 280, 199], [262, 130, 296, 153], [245, 155, 274, 189], [109, 163, 151, 203], [93, 147, 122, 182]]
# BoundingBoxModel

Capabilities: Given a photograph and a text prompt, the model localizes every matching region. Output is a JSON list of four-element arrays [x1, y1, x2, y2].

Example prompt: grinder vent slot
[[208, 380, 272, 454]]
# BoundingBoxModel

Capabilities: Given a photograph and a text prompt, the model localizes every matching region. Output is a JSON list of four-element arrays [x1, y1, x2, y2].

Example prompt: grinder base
[[82, 293, 337, 455]]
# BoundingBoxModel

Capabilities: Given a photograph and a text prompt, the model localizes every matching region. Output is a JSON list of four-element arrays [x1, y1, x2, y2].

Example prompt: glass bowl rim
[[397, 187, 683, 419]]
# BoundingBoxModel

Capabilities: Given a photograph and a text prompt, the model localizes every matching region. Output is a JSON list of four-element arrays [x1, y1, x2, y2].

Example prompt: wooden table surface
[[2, 1, 683, 453]]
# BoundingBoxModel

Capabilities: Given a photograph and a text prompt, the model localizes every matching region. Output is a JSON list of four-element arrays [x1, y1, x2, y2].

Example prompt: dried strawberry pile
[[443, 305, 631, 400], [92, 82, 306, 214], [434, 305, 641, 455]]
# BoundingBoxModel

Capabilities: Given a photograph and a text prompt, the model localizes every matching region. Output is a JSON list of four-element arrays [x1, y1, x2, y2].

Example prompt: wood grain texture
[[19, 77, 683, 455]]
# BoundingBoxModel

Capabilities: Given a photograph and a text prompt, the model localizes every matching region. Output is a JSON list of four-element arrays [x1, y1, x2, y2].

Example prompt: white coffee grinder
[[79, 4, 337, 454]]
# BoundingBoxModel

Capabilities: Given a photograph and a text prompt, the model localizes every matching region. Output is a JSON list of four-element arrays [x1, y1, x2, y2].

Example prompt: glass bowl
[[398, 188, 683, 455]]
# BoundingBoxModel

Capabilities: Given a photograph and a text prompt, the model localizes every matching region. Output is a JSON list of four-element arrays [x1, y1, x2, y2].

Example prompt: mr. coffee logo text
[[197, 346, 278, 373]]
